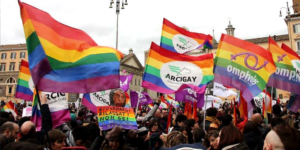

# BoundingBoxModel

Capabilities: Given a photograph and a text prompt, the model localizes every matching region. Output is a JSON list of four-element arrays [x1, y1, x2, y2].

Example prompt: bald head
[[251, 113, 262, 125], [20, 121, 36, 136], [0, 121, 19, 142], [264, 130, 284, 150]]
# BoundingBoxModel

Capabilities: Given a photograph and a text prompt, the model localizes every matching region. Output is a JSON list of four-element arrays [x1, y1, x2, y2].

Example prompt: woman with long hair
[[218, 125, 248, 150], [204, 130, 219, 150]]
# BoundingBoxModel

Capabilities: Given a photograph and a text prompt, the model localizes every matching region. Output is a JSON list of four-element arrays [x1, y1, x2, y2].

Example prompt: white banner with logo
[[213, 82, 237, 97], [89, 90, 111, 106], [43, 92, 68, 112], [202, 95, 222, 110]]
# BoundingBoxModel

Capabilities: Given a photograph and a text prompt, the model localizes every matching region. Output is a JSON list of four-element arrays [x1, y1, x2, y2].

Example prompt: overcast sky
[[0, 0, 294, 66]]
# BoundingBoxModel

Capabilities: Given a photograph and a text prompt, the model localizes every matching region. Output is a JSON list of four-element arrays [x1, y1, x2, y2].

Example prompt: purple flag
[[175, 86, 206, 108], [130, 90, 153, 107], [287, 94, 300, 113], [120, 74, 133, 92]]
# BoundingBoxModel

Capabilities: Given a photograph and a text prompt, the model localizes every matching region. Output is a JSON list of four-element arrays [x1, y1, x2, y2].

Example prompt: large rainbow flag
[[16, 60, 33, 101], [19, 1, 123, 93], [1, 101, 18, 117], [142, 42, 214, 94], [267, 38, 300, 94], [213, 34, 276, 101], [160, 18, 212, 54]]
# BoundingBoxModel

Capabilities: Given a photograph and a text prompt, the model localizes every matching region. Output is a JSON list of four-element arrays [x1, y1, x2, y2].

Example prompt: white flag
[[213, 82, 237, 97]]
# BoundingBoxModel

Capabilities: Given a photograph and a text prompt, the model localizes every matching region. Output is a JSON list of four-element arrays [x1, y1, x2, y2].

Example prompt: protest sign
[[97, 106, 137, 130], [202, 95, 222, 110], [22, 107, 32, 117]]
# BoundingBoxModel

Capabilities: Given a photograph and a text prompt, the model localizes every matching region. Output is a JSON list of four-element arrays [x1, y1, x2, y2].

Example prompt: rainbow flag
[[148, 103, 154, 109], [16, 60, 33, 101], [282, 43, 300, 74], [166, 95, 179, 107], [160, 18, 212, 54], [19, 1, 123, 93], [142, 42, 214, 94], [213, 34, 276, 101], [1, 101, 17, 117], [31, 90, 42, 131], [267, 38, 300, 94]]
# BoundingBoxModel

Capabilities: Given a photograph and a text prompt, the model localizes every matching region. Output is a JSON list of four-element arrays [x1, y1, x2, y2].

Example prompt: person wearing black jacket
[[19, 94, 53, 146]]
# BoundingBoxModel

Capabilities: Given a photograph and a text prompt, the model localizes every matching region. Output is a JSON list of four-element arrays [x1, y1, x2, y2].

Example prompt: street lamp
[[109, 0, 128, 50], [279, 2, 292, 17]]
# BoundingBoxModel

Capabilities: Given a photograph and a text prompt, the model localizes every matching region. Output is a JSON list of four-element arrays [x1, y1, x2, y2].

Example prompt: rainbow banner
[[282, 43, 300, 76], [31, 90, 42, 131], [166, 95, 179, 107], [97, 106, 137, 130], [213, 34, 276, 101], [267, 38, 300, 94], [142, 42, 214, 94], [160, 18, 212, 54], [1, 101, 17, 117], [19, 1, 123, 93], [16, 60, 33, 101]]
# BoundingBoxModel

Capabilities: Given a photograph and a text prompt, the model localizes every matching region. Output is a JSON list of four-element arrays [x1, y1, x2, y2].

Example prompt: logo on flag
[[173, 34, 199, 53], [161, 61, 203, 90]]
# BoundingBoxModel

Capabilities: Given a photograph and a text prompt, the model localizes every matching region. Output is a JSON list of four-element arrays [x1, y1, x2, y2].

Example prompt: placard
[[97, 106, 137, 130]]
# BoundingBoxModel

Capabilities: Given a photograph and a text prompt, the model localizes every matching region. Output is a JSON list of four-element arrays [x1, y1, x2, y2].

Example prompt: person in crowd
[[181, 125, 193, 144], [217, 125, 248, 150], [125, 129, 147, 150], [280, 106, 287, 116], [193, 127, 205, 144], [243, 121, 262, 150], [100, 126, 127, 150], [251, 113, 266, 135], [0, 121, 19, 149], [77, 110, 85, 126], [291, 112, 299, 129], [109, 88, 126, 107], [19, 94, 52, 146], [263, 124, 300, 150], [220, 114, 233, 129], [145, 118, 163, 150], [204, 130, 219, 150], [85, 123, 100, 148], [205, 108, 221, 132], [66, 126, 89, 148], [142, 100, 161, 124], [161, 108, 168, 130], [170, 114, 187, 132], [3, 142, 44, 150], [272, 104, 282, 118], [163, 131, 187, 148], [44, 129, 66, 150], [282, 115, 295, 128]]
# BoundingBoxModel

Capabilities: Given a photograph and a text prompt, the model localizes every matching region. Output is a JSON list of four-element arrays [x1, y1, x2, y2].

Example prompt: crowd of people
[[0, 95, 300, 150]]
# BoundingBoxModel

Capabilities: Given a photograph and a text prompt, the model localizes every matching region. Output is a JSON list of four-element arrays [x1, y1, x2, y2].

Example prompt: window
[[20, 52, 26, 59], [8, 86, 12, 94], [10, 52, 16, 59], [9, 62, 15, 71], [296, 40, 300, 51], [1, 53, 6, 59], [6, 77, 16, 83], [19, 62, 21, 70], [294, 24, 300, 33], [135, 79, 137, 86], [279, 94, 283, 99], [0, 63, 5, 71]]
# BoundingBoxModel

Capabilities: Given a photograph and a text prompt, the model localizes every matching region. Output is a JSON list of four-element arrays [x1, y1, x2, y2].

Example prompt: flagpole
[[264, 87, 268, 124], [203, 86, 209, 130], [35, 87, 52, 150], [135, 87, 143, 117], [271, 87, 274, 100]]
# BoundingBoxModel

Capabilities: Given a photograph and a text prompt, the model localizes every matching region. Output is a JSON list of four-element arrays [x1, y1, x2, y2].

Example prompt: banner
[[213, 82, 237, 97], [253, 90, 271, 109], [202, 95, 222, 110], [97, 106, 137, 130], [287, 94, 300, 113], [130, 90, 153, 107], [120, 74, 133, 92]]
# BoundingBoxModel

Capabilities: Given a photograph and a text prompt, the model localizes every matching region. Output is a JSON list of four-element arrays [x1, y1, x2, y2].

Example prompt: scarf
[[205, 116, 221, 126]]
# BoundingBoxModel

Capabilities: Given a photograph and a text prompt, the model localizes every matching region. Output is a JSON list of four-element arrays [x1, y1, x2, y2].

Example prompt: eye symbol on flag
[[168, 65, 191, 76], [230, 52, 268, 71]]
